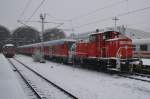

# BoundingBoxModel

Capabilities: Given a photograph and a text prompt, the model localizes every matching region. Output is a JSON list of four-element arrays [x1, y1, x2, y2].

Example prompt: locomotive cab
[[89, 31, 139, 71]]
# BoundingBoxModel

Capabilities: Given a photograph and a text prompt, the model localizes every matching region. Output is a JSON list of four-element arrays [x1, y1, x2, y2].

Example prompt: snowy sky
[[0, 0, 150, 35]]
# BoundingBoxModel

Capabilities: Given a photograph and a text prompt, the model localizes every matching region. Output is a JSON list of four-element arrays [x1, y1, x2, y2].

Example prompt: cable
[[71, 0, 128, 20], [74, 16, 112, 29], [46, 13, 71, 22], [18, 0, 33, 20], [126, 21, 149, 27], [118, 6, 150, 17], [26, 0, 46, 22], [74, 5, 150, 29]]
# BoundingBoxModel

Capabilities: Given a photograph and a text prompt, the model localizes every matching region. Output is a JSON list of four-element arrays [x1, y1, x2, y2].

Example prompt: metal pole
[[40, 13, 46, 63], [40, 14, 45, 42], [112, 16, 119, 30]]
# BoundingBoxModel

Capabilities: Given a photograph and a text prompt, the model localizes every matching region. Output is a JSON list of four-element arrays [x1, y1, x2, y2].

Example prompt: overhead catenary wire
[[26, 0, 46, 23], [45, 13, 76, 33], [70, 0, 128, 20], [15, 20, 37, 36], [18, 0, 33, 20], [43, 0, 128, 30], [74, 5, 150, 29], [117, 6, 150, 17], [126, 20, 150, 27], [44, 0, 127, 32], [17, 0, 46, 35], [20, 20, 64, 24], [46, 13, 71, 22]]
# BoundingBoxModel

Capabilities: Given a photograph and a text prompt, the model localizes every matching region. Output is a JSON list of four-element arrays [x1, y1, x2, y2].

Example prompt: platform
[[0, 54, 27, 99]]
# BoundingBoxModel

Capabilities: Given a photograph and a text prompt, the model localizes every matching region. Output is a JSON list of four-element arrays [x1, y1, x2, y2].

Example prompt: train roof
[[106, 38, 121, 41], [90, 31, 120, 35], [42, 38, 75, 46], [3, 44, 14, 47], [18, 38, 76, 48], [132, 38, 150, 45]]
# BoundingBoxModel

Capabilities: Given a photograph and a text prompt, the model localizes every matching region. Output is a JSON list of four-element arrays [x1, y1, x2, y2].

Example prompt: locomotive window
[[132, 45, 136, 51], [89, 35, 96, 42], [140, 44, 147, 51], [103, 32, 111, 39]]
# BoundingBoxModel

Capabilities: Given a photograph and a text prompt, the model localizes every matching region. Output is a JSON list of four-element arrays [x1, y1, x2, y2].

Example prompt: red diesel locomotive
[[69, 30, 138, 71], [17, 30, 140, 71]]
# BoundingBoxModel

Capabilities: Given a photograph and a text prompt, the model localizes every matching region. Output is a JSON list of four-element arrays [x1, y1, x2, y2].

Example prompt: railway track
[[118, 72, 150, 83], [7, 58, 44, 99], [47, 58, 150, 83], [7, 58, 78, 99]]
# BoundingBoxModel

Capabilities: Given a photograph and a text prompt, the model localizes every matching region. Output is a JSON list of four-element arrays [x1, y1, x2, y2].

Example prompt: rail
[[7, 58, 44, 99], [13, 58, 78, 99]]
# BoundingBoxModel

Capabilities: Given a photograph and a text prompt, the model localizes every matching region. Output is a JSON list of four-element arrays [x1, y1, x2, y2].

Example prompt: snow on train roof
[[90, 30, 120, 35], [132, 38, 150, 44], [90, 26, 125, 35], [106, 38, 121, 41], [19, 38, 76, 48], [43, 38, 75, 46], [4, 44, 14, 47]]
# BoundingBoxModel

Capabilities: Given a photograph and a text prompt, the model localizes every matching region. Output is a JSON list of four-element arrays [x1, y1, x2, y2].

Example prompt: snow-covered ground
[[0, 54, 27, 99], [10, 58, 73, 99], [15, 54, 150, 99], [142, 59, 150, 66]]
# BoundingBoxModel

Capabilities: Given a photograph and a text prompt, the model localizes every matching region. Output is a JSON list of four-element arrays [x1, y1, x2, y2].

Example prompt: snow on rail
[[0, 54, 27, 99], [15, 54, 150, 99]]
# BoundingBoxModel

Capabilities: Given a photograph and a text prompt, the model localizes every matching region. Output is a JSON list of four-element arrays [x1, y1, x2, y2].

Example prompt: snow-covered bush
[[32, 49, 45, 63]]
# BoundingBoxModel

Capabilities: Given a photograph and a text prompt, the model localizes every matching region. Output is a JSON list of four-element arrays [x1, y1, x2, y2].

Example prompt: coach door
[[49, 46, 53, 58], [68, 43, 76, 62]]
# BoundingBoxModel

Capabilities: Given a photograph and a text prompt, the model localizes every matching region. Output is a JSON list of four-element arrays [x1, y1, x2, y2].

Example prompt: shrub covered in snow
[[32, 49, 45, 63]]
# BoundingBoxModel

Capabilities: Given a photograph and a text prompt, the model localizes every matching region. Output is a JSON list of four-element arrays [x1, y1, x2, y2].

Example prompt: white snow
[[10, 58, 72, 99], [4, 44, 14, 47], [142, 59, 150, 66], [0, 54, 27, 99], [15, 54, 150, 99]]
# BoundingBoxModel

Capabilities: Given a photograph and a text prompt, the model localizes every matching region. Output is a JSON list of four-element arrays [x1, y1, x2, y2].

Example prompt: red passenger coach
[[44, 39, 75, 62], [132, 38, 150, 58], [18, 39, 76, 62]]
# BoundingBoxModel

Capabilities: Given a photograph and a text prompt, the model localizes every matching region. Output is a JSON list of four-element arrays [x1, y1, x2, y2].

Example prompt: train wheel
[[99, 60, 107, 71]]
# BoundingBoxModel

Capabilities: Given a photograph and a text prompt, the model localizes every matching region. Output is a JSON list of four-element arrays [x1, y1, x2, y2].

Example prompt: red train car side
[[18, 39, 75, 63], [17, 31, 140, 72]]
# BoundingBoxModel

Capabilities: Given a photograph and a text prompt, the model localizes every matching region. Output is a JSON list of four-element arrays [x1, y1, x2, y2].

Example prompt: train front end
[[105, 32, 140, 71], [3, 44, 15, 58]]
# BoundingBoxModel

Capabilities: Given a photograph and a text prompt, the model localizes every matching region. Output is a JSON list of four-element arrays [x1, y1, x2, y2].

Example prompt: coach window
[[140, 44, 148, 51]]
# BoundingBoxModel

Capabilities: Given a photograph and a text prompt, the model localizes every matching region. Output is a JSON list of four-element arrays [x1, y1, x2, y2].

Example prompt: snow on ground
[[142, 59, 150, 66], [0, 54, 27, 99], [15, 54, 150, 99], [11, 58, 72, 99]]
